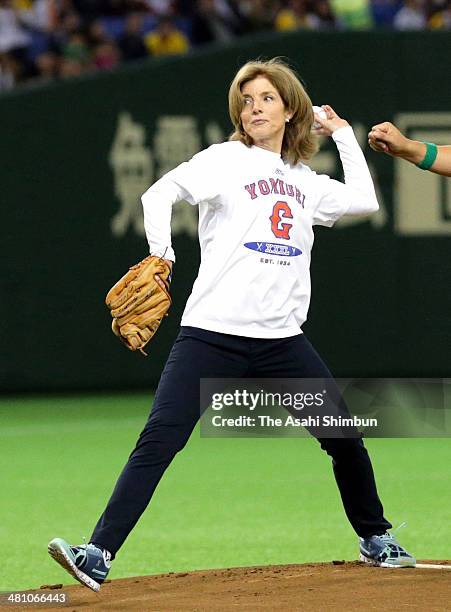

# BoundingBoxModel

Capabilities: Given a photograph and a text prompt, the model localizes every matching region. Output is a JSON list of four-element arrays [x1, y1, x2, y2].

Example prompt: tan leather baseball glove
[[105, 256, 172, 356]]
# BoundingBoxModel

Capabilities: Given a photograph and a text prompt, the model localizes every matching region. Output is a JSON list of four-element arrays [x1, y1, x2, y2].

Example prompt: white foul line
[[415, 563, 451, 570]]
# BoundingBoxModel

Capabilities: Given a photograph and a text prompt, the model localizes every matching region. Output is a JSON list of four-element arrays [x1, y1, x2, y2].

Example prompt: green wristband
[[417, 142, 438, 170]]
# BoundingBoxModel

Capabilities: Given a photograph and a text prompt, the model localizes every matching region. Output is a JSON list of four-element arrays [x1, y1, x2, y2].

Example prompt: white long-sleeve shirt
[[141, 126, 378, 338]]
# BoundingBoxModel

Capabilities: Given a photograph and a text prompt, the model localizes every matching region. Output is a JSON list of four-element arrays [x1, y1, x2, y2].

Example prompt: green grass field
[[1, 393, 450, 591]]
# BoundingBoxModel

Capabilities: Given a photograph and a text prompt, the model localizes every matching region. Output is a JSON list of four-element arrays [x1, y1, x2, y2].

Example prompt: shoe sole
[[48, 540, 101, 592], [359, 552, 415, 568]]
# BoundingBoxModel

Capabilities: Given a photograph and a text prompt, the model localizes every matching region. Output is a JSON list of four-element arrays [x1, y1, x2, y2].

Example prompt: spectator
[[314, 0, 339, 28], [393, 0, 426, 27], [0, 0, 31, 54], [213, 0, 249, 33], [62, 31, 90, 64], [18, 0, 59, 33], [143, 0, 176, 15], [92, 39, 121, 68], [50, 11, 84, 55], [118, 12, 147, 59], [274, 0, 319, 30], [329, 0, 374, 28], [370, 0, 403, 25], [0, 50, 19, 89], [144, 15, 189, 55], [86, 19, 110, 47], [429, 0, 451, 26], [240, 0, 279, 32], [191, 0, 240, 44], [59, 56, 85, 77], [34, 49, 59, 81]]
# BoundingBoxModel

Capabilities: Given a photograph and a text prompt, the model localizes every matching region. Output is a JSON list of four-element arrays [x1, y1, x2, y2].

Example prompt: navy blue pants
[[91, 327, 391, 555]]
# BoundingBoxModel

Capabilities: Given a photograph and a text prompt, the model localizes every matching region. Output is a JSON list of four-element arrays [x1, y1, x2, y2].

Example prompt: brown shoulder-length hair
[[228, 58, 318, 165]]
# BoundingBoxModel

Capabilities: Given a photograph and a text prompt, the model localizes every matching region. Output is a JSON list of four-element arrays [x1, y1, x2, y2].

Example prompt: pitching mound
[[9, 561, 451, 611]]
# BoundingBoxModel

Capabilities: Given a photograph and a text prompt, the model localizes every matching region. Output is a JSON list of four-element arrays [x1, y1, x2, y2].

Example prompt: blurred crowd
[[1, 0, 450, 91]]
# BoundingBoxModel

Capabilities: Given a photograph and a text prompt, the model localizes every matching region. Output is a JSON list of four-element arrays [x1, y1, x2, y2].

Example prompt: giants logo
[[270, 201, 293, 239]]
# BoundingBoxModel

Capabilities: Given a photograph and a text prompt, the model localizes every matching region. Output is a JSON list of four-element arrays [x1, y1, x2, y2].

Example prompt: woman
[[48, 58, 415, 592]]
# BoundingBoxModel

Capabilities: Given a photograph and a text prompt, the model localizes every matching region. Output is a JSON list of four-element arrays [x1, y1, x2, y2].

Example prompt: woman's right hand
[[313, 105, 349, 137]]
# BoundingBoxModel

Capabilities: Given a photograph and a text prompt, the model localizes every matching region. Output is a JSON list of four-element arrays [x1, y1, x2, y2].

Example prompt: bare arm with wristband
[[368, 121, 451, 177]]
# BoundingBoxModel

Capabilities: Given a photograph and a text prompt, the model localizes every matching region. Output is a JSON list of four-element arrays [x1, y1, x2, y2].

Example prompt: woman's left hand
[[155, 259, 173, 291], [313, 105, 349, 136]]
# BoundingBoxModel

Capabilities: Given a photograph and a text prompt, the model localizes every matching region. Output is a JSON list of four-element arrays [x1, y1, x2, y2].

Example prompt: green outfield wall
[[1, 31, 450, 392]]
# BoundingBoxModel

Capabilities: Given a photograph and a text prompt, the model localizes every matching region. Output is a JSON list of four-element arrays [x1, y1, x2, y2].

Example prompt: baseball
[[312, 105, 327, 129]]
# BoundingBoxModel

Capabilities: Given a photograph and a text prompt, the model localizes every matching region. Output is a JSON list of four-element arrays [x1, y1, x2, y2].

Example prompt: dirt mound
[[7, 561, 451, 611]]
